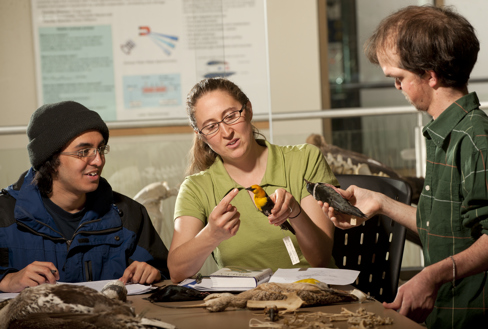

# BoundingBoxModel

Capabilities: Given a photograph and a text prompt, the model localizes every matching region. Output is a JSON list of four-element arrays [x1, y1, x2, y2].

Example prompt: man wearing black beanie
[[0, 101, 169, 293]]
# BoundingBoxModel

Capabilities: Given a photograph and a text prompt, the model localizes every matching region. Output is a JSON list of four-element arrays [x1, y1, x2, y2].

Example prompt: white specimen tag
[[283, 236, 300, 265]]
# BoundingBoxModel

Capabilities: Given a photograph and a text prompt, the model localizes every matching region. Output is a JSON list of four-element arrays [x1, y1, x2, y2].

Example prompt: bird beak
[[245, 187, 253, 191]]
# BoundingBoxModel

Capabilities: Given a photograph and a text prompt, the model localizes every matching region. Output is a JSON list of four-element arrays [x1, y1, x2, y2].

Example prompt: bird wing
[[259, 196, 274, 216]]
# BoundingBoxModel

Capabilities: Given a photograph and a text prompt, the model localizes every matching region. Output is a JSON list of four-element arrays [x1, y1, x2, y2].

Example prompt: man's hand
[[320, 185, 380, 229], [383, 268, 439, 323], [0, 261, 59, 293], [119, 261, 161, 284]]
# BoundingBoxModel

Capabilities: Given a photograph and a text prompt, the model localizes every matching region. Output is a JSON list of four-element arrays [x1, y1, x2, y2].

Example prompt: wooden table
[[128, 282, 425, 329]]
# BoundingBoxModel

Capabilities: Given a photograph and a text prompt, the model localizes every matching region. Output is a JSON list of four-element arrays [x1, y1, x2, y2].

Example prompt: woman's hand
[[206, 188, 241, 242], [268, 188, 300, 226]]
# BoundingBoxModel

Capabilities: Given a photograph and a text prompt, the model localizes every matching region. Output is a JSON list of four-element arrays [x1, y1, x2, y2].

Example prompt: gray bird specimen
[[0, 280, 175, 329], [304, 179, 366, 219]]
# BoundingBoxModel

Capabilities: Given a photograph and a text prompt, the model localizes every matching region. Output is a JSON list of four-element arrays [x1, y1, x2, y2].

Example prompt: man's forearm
[[379, 194, 418, 233], [423, 234, 488, 288]]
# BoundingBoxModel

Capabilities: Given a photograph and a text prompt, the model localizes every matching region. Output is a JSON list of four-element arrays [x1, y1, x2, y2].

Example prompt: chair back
[[333, 174, 412, 303]]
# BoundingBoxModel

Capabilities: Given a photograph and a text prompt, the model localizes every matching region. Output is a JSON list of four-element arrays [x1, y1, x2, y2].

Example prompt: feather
[[0, 282, 175, 329], [305, 179, 366, 218]]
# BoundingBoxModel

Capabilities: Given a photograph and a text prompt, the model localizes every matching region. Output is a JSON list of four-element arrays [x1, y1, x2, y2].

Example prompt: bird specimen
[[304, 179, 366, 219], [152, 282, 363, 313], [246, 185, 296, 234], [0, 280, 175, 329]]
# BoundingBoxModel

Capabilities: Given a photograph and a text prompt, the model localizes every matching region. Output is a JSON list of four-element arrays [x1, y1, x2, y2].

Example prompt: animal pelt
[[0, 283, 175, 329], [145, 285, 210, 303], [202, 282, 358, 312]]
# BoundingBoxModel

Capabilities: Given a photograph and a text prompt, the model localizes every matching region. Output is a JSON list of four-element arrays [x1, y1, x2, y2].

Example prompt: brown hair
[[186, 78, 264, 175], [365, 5, 479, 89], [32, 153, 61, 196]]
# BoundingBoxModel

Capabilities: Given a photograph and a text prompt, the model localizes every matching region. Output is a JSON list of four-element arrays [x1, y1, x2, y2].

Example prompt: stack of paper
[[269, 268, 360, 285]]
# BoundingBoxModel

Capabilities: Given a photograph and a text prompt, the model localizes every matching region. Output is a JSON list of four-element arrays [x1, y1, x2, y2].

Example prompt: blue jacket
[[0, 169, 169, 286]]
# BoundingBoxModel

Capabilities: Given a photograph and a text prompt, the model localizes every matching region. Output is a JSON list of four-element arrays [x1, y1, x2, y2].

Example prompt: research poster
[[31, 0, 270, 122]]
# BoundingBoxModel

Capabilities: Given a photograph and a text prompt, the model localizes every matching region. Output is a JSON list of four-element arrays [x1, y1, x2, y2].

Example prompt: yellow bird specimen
[[245, 184, 296, 235]]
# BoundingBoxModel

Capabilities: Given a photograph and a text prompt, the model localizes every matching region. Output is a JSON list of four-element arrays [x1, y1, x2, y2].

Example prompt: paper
[[269, 268, 360, 286], [59, 280, 157, 295], [178, 278, 252, 292], [0, 293, 18, 302], [0, 280, 156, 301]]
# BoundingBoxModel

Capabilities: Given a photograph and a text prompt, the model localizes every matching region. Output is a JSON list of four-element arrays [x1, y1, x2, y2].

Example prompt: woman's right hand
[[320, 185, 382, 229], [207, 188, 241, 242]]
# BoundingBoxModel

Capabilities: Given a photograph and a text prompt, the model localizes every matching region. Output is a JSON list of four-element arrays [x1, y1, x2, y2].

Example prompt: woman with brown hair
[[168, 78, 337, 283]]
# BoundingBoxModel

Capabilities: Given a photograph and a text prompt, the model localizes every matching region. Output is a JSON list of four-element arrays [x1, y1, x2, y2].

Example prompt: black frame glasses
[[60, 145, 110, 159], [197, 104, 245, 136]]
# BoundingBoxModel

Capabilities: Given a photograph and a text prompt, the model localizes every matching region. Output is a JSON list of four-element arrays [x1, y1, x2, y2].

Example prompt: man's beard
[[404, 92, 427, 112]]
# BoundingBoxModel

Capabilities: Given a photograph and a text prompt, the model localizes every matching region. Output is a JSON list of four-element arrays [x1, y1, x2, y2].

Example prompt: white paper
[[59, 280, 157, 295], [269, 268, 360, 286], [0, 293, 18, 302], [178, 278, 251, 292], [0, 279, 156, 301]]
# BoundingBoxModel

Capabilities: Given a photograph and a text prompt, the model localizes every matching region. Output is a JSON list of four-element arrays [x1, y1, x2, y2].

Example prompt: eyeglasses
[[197, 105, 245, 136], [60, 145, 110, 159]]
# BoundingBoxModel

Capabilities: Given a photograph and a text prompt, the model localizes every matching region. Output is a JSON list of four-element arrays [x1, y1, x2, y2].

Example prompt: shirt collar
[[423, 92, 480, 147], [211, 139, 287, 200]]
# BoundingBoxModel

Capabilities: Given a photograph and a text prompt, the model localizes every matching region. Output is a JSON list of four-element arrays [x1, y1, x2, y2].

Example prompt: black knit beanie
[[27, 101, 110, 170]]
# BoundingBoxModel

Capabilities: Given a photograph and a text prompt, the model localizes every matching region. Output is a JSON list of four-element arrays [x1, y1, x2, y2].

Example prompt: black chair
[[332, 174, 412, 303]]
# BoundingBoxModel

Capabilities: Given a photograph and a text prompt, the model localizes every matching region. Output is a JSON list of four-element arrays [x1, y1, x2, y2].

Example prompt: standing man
[[324, 5, 488, 328], [0, 101, 169, 293]]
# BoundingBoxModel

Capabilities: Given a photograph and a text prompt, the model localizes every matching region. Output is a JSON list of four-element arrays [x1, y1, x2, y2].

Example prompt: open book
[[210, 267, 273, 288]]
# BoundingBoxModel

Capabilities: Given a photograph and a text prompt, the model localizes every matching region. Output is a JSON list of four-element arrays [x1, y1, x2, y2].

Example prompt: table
[[128, 282, 425, 329]]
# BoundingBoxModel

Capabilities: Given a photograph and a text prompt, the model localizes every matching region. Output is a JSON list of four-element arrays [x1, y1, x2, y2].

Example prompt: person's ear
[[426, 70, 440, 88], [246, 101, 253, 121]]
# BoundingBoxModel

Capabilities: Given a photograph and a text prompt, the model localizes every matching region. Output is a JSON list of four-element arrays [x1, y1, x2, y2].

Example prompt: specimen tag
[[283, 236, 300, 265]]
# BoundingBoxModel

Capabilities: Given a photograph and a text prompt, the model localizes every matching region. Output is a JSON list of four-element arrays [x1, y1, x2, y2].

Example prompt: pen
[[51, 269, 57, 275]]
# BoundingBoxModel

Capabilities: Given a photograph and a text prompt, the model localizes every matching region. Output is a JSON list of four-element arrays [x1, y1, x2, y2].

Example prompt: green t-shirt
[[174, 140, 338, 271]]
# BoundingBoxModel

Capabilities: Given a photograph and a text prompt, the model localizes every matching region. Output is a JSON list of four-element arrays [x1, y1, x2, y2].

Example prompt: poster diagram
[[123, 74, 181, 109], [31, 0, 270, 121], [138, 26, 179, 56]]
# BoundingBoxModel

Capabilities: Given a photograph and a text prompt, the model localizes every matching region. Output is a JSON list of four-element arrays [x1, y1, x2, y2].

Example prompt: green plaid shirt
[[418, 92, 488, 328]]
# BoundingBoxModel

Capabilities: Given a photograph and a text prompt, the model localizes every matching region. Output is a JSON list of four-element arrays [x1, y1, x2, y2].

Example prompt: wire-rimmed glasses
[[60, 145, 110, 159], [197, 104, 245, 136]]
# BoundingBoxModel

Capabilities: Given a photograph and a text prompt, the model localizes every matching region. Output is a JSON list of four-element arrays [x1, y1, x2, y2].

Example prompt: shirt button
[[425, 185, 430, 191], [115, 236, 120, 241]]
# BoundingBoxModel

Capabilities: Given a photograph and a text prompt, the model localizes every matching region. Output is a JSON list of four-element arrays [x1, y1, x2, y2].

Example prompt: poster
[[31, 0, 270, 122]]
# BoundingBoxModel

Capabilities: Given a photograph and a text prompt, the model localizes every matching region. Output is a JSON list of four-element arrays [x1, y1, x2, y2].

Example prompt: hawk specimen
[[0, 280, 175, 329]]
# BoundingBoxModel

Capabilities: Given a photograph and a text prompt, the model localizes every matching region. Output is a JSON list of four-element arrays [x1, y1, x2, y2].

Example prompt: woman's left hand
[[268, 188, 300, 226]]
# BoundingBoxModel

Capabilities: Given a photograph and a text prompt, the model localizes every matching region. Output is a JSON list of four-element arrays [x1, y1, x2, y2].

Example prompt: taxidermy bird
[[304, 179, 366, 219], [153, 282, 363, 313], [0, 280, 175, 329], [246, 185, 296, 235]]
